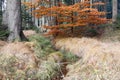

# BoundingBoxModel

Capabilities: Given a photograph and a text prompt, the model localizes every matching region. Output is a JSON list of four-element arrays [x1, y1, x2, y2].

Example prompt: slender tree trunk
[[7, 0, 27, 42], [90, 0, 93, 8], [112, 0, 118, 22], [0, 0, 2, 25], [1, 0, 8, 26], [2, 11, 8, 26]]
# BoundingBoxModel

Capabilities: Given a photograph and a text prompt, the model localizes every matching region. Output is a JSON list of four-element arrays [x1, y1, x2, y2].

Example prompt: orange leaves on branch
[[23, 0, 108, 36], [44, 29, 64, 36], [92, 2, 105, 6]]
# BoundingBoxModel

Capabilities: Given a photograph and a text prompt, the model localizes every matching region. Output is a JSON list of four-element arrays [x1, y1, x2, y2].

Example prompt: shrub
[[0, 27, 9, 40], [62, 51, 79, 63], [113, 15, 120, 30], [29, 34, 55, 59]]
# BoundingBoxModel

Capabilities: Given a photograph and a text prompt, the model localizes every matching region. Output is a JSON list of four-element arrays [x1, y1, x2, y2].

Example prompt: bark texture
[[112, 0, 118, 22], [7, 0, 27, 41]]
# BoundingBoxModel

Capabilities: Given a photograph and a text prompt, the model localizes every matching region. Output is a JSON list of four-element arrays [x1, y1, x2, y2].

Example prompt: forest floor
[[55, 37, 120, 80], [0, 30, 120, 80]]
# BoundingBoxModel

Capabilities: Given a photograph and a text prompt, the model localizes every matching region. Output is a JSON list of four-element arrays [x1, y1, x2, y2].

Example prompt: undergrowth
[[0, 29, 9, 40], [113, 15, 120, 30], [28, 34, 55, 60], [0, 54, 61, 80], [62, 51, 79, 63], [0, 34, 79, 80], [29, 34, 79, 62], [100, 15, 120, 41]]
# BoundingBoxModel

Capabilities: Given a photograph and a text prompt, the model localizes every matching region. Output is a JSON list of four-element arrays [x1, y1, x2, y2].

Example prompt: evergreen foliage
[[29, 35, 55, 59], [114, 15, 120, 29], [0, 27, 9, 40]]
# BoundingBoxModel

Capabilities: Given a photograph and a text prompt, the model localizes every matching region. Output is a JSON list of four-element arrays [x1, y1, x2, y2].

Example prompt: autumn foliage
[[23, 0, 108, 36]]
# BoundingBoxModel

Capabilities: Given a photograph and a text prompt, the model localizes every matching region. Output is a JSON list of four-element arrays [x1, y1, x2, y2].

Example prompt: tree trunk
[[90, 0, 93, 8], [1, 0, 8, 26], [7, 0, 27, 42], [2, 11, 8, 26], [112, 0, 118, 22], [0, 0, 2, 25]]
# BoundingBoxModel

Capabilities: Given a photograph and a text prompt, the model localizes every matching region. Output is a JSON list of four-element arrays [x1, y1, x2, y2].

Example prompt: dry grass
[[0, 35, 62, 80], [54, 37, 120, 80], [101, 30, 120, 42], [0, 41, 37, 79], [0, 40, 7, 49], [23, 30, 36, 37], [0, 42, 36, 66]]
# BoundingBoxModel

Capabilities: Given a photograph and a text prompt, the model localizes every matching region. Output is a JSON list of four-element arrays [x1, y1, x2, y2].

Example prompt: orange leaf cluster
[[23, 0, 108, 36]]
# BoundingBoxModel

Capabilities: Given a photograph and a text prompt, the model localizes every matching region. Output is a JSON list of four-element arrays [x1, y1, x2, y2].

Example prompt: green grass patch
[[28, 34, 55, 60]]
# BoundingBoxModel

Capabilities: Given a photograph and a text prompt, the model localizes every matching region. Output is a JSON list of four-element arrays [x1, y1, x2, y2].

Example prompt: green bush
[[61, 51, 79, 63], [29, 35, 55, 59], [0, 28, 9, 40], [113, 15, 120, 30]]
